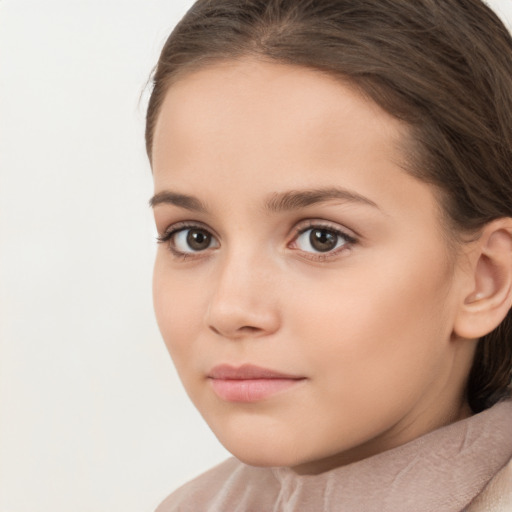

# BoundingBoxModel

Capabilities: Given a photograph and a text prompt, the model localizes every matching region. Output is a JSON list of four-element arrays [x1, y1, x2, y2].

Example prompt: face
[[151, 59, 474, 474]]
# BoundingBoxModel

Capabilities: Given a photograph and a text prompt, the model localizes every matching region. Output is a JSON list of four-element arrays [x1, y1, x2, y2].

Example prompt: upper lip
[[208, 364, 304, 380]]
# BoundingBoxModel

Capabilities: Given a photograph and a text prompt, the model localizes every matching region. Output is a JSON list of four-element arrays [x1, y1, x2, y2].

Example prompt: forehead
[[151, 59, 444, 230], [152, 58, 407, 172]]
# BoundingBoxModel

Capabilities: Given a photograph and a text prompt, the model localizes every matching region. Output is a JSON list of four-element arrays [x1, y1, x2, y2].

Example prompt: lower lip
[[209, 378, 304, 402]]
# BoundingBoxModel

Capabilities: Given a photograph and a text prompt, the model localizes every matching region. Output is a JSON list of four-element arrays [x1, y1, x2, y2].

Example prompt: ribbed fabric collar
[[271, 400, 512, 512]]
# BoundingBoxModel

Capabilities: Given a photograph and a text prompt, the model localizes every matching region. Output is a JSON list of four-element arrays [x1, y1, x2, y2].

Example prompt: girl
[[146, 1, 512, 510]]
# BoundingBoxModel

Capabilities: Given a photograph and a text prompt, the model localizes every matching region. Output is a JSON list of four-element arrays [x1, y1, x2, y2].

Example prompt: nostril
[[206, 297, 280, 338], [240, 326, 260, 333], [209, 325, 221, 336], [208, 324, 263, 337]]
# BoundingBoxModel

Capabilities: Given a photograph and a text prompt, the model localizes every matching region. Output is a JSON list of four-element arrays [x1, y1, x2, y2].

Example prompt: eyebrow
[[149, 191, 208, 213], [265, 187, 379, 212], [149, 187, 379, 213]]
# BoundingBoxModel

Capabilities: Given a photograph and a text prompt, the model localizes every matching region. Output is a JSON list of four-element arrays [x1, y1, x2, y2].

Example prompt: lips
[[207, 364, 305, 402], [208, 364, 301, 380]]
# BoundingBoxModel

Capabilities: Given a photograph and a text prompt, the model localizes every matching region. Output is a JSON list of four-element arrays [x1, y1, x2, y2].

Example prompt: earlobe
[[454, 219, 512, 340]]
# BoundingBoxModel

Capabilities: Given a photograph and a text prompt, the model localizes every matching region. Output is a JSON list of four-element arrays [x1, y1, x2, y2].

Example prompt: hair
[[145, 0, 512, 413]]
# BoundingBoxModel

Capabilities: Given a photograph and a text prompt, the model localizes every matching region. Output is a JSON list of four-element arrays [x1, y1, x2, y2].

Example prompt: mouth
[[207, 364, 306, 402]]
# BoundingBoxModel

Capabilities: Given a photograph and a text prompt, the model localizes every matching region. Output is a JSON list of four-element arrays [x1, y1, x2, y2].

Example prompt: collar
[[272, 400, 512, 512]]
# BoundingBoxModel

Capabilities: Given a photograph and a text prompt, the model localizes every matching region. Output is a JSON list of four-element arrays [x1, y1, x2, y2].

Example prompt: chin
[[228, 446, 307, 468], [212, 426, 316, 468]]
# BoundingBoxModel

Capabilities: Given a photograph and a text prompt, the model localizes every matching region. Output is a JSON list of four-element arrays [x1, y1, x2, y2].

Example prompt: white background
[[1, 1, 511, 511]]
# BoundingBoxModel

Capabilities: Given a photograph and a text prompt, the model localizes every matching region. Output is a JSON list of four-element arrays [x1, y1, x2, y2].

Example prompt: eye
[[174, 228, 216, 252], [292, 225, 356, 254], [158, 225, 219, 255]]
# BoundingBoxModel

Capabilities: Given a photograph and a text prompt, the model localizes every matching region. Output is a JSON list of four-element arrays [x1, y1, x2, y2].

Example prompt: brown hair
[[146, 0, 512, 413]]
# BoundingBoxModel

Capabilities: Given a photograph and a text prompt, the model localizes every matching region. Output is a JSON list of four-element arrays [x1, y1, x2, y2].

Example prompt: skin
[[150, 59, 478, 474]]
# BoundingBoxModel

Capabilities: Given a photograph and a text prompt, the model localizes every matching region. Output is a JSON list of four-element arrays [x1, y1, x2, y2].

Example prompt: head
[[147, 0, 512, 472]]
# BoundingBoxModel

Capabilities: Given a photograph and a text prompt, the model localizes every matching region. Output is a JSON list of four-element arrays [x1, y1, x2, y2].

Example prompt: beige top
[[157, 400, 512, 512]]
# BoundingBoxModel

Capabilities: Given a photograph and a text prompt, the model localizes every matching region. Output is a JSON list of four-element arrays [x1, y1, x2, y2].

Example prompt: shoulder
[[466, 458, 512, 512], [155, 458, 279, 512]]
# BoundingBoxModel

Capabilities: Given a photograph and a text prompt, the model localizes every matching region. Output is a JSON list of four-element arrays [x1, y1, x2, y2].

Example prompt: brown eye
[[171, 227, 219, 253], [310, 229, 338, 252], [186, 229, 212, 250], [294, 226, 353, 255]]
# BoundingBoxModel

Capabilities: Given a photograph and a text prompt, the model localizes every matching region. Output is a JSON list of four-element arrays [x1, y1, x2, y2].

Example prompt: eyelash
[[156, 221, 214, 260], [156, 220, 358, 261], [292, 222, 357, 261]]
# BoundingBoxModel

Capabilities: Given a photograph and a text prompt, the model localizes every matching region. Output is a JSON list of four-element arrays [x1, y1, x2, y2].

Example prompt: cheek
[[152, 256, 206, 362], [289, 248, 454, 402]]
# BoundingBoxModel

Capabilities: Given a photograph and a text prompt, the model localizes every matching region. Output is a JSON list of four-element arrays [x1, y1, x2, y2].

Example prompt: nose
[[205, 250, 281, 340]]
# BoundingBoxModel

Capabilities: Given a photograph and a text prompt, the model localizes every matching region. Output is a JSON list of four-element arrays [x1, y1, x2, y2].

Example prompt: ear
[[453, 218, 512, 340]]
